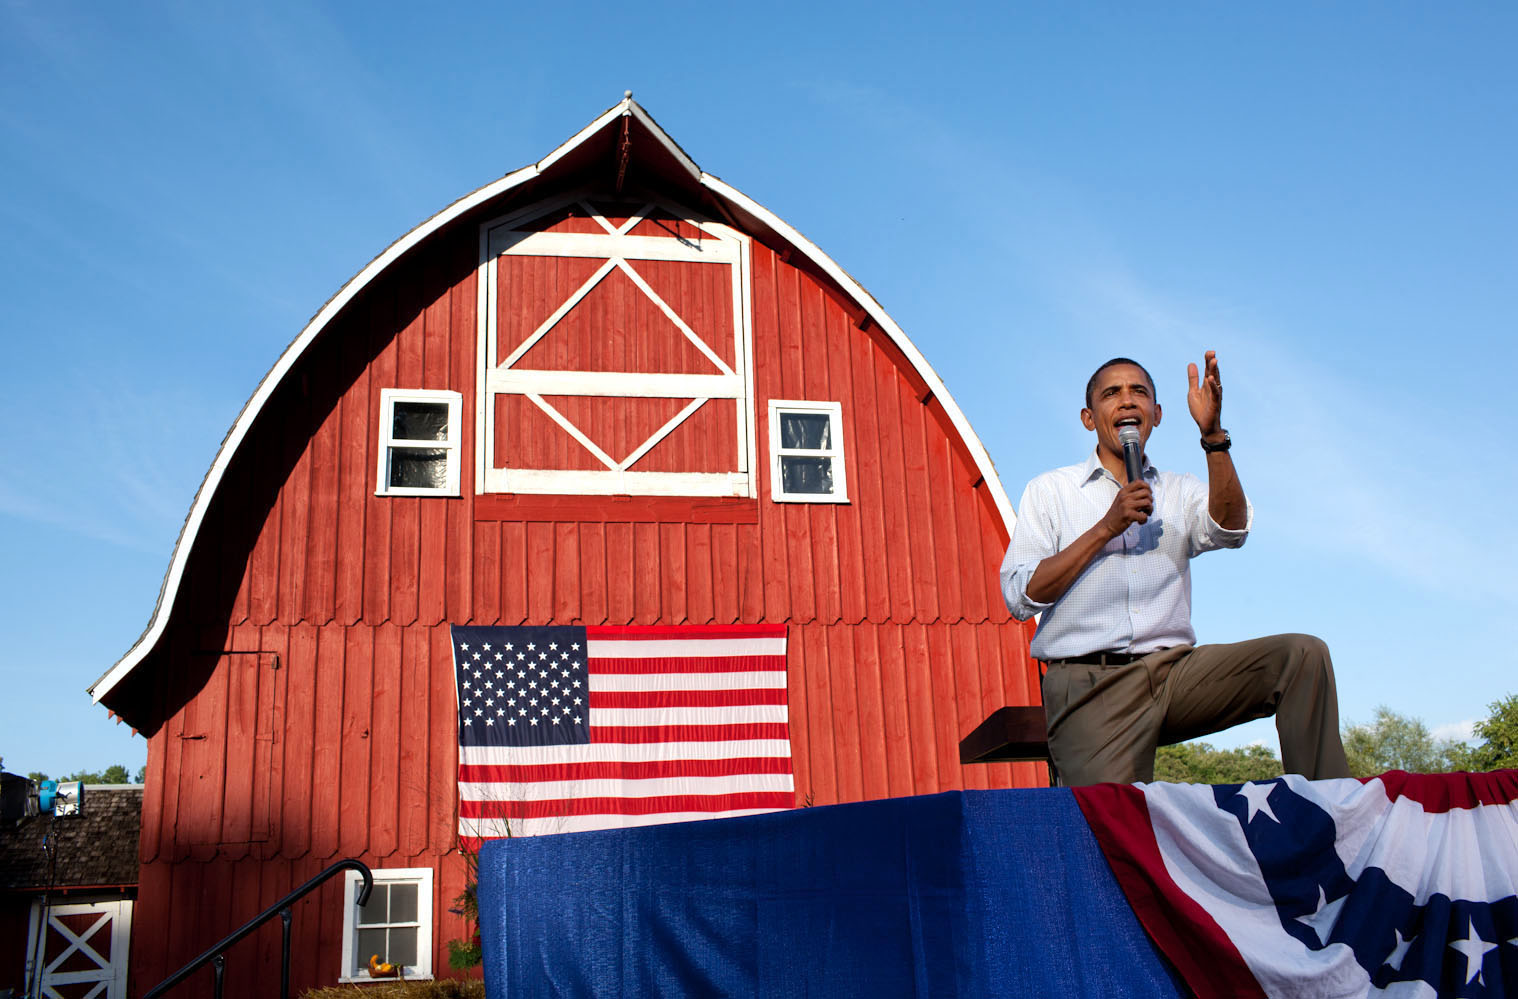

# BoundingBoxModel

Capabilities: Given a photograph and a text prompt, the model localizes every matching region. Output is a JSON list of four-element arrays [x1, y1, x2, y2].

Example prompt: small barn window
[[768, 400, 847, 503], [340, 867, 433, 982], [377, 389, 462, 496]]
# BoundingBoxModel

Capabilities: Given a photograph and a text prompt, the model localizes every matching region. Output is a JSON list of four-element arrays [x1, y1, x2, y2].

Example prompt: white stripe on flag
[[459, 773, 795, 802], [589, 671, 786, 691], [459, 740, 794, 766], [589, 706, 788, 725], [1330, 776, 1518, 904], [587, 637, 787, 658], [460, 808, 781, 838]]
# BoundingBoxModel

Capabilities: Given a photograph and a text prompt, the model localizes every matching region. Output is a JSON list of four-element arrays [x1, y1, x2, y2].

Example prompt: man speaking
[[999, 352, 1350, 786]]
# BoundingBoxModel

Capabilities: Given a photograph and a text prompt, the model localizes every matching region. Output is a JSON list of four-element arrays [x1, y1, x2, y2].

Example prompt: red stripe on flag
[[1072, 784, 1265, 999], [589, 723, 790, 743], [1369, 769, 1518, 812], [588, 624, 788, 640], [460, 791, 795, 819], [589, 655, 786, 674], [460, 757, 795, 784], [590, 689, 787, 708]]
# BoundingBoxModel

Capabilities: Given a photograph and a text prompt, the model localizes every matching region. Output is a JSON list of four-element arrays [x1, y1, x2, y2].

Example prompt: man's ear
[[1154, 402, 1162, 427], [1080, 407, 1096, 431]]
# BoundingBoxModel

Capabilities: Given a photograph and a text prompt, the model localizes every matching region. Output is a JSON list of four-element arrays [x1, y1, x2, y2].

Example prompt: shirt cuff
[[1001, 559, 1054, 621], [1202, 497, 1253, 549]]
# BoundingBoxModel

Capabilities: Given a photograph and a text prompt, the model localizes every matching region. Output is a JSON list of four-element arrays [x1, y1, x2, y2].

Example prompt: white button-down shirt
[[1000, 450, 1252, 661]]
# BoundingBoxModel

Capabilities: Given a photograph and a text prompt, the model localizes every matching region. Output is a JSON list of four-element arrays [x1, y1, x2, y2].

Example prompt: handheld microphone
[[1117, 425, 1144, 485]]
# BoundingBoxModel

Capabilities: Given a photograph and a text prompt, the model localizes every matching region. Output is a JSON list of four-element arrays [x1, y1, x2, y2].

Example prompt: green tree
[[25, 765, 135, 785], [1342, 707, 1467, 777], [1154, 741, 1283, 783], [63, 768, 110, 784], [1463, 694, 1518, 771]]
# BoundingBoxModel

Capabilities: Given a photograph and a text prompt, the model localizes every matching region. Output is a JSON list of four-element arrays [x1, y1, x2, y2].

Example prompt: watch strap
[[1200, 430, 1232, 452]]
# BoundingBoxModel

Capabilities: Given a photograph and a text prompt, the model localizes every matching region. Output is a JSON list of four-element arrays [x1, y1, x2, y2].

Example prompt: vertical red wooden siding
[[127, 201, 1038, 997]]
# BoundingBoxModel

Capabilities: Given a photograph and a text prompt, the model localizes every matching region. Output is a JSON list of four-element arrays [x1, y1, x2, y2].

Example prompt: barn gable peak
[[531, 96, 703, 196], [90, 99, 1017, 722]]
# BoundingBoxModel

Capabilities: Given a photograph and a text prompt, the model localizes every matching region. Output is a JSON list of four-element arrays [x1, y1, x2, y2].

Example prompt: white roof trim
[[90, 168, 549, 702], [626, 103, 702, 183], [698, 176, 1016, 533], [91, 100, 1014, 705]]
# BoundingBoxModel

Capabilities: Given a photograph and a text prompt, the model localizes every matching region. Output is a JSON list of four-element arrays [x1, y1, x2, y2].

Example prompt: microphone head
[[1117, 425, 1142, 448]]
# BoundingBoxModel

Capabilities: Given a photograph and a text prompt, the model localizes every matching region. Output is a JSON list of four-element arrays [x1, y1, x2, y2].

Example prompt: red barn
[[90, 97, 1040, 996]]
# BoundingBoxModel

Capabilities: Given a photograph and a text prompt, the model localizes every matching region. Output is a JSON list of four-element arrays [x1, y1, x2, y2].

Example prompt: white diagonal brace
[[501, 257, 619, 370], [525, 393, 619, 471], [618, 397, 708, 471], [615, 258, 734, 377], [44, 911, 110, 973], [615, 203, 654, 235], [584, 199, 620, 236]]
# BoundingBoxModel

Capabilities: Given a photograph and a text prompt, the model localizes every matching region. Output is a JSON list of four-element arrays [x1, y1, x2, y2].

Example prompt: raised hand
[[1187, 350, 1223, 436]]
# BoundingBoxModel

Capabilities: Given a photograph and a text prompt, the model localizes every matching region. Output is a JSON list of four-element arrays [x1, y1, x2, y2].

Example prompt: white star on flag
[[1237, 781, 1280, 824], [1383, 928, 1413, 971], [1293, 885, 1348, 946], [1449, 918, 1495, 985]]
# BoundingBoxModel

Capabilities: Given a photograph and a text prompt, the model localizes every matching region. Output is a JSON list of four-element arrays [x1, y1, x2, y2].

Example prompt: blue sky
[[3, 2, 1514, 777]]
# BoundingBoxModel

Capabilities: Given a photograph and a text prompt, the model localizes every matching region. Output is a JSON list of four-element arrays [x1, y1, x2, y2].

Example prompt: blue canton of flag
[[453, 625, 591, 749]]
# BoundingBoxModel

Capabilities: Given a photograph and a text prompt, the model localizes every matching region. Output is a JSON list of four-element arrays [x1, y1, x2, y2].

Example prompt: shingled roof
[[0, 785, 141, 892]]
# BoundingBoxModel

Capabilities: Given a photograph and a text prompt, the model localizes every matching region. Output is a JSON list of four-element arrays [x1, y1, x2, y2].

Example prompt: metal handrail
[[142, 858, 373, 999]]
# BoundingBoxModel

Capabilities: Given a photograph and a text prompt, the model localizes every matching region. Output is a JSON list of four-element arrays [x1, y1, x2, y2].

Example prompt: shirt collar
[[1080, 447, 1153, 486]]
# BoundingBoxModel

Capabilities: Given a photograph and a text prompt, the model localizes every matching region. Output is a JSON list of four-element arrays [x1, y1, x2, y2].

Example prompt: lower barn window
[[377, 389, 462, 496], [768, 400, 848, 503], [340, 867, 433, 982]]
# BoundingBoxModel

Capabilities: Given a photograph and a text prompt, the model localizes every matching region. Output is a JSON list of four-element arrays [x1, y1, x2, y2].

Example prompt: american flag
[[1076, 771, 1518, 998], [451, 623, 793, 841]]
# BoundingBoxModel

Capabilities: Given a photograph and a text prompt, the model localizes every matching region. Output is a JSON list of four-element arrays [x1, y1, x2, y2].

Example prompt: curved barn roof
[[90, 96, 1015, 706]]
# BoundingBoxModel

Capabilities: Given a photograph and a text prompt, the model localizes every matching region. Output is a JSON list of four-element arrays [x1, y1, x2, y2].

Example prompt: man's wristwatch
[[1200, 430, 1232, 452]]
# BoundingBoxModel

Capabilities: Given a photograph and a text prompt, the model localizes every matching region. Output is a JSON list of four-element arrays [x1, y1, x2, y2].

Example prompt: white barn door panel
[[477, 197, 756, 497], [26, 898, 133, 999]]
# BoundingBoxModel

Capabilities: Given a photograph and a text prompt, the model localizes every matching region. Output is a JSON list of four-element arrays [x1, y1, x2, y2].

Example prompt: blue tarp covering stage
[[479, 789, 1184, 997]]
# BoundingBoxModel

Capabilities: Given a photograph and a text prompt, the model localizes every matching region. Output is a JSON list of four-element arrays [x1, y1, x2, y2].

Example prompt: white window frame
[[768, 400, 848, 503], [376, 389, 463, 496], [339, 866, 434, 983], [475, 193, 757, 498]]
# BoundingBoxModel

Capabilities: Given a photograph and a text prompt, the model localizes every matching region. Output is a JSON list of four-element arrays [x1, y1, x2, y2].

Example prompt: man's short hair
[[1085, 357, 1157, 409]]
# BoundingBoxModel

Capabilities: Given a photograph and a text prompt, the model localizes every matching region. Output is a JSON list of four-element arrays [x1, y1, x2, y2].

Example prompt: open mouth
[[1115, 418, 1141, 427]]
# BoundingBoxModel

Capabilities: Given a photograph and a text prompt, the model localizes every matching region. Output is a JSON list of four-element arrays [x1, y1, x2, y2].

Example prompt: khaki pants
[[1041, 634, 1351, 786]]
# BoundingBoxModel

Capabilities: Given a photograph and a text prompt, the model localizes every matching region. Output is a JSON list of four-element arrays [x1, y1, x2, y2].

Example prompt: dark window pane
[[387, 927, 418, 967], [781, 456, 833, 494], [355, 927, 388, 967], [388, 883, 419, 923], [357, 885, 389, 925], [779, 412, 831, 450], [393, 402, 449, 442], [389, 448, 448, 489]]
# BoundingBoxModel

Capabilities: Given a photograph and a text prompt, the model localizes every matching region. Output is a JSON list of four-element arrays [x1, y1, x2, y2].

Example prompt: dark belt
[[1045, 650, 1147, 667]]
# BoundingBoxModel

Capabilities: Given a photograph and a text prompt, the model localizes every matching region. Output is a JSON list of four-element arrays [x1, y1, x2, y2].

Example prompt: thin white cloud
[[800, 75, 1516, 622], [1431, 720, 1476, 745], [0, 369, 216, 554], [0, 481, 163, 553], [1063, 266, 1517, 608]]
